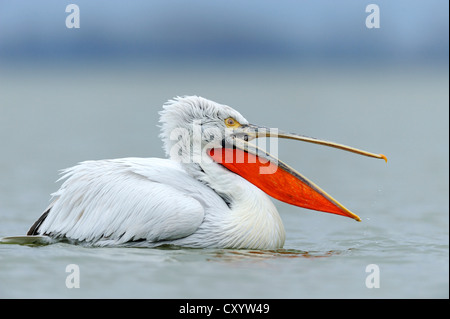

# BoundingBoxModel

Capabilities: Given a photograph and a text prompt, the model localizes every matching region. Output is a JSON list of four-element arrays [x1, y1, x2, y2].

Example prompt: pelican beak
[[208, 124, 387, 221]]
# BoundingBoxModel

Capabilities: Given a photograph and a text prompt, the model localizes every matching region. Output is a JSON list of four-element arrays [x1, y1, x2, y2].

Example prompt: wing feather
[[33, 158, 207, 246]]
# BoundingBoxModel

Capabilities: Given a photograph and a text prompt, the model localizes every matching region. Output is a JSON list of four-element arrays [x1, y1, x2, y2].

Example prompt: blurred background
[[0, 0, 448, 298], [0, 0, 448, 65]]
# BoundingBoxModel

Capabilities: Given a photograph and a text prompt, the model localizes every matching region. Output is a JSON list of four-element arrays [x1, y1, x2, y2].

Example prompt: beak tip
[[380, 154, 387, 163], [349, 213, 362, 222]]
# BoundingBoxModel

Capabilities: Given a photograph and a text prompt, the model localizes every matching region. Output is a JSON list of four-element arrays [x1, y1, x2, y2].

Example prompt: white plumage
[[27, 96, 285, 249], [34, 156, 284, 248]]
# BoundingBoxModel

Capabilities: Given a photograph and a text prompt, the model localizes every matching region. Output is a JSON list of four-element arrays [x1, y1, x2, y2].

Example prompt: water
[[0, 63, 448, 298]]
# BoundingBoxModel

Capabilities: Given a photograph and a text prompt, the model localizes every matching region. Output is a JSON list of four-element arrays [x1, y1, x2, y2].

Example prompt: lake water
[[0, 63, 448, 298]]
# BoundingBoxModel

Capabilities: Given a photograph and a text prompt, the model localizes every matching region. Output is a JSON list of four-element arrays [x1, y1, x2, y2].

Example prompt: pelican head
[[159, 95, 386, 221], [159, 96, 249, 158]]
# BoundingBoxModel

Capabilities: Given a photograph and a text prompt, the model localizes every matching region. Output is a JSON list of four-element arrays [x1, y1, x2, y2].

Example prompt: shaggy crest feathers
[[158, 96, 248, 158]]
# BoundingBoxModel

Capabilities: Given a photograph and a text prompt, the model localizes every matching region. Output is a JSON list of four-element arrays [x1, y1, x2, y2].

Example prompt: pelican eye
[[224, 117, 241, 128]]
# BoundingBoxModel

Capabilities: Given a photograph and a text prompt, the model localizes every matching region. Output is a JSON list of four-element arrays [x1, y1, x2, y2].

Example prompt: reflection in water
[[206, 248, 344, 262], [0, 237, 347, 261], [0, 237, 351, 264], [153, 243, 347, 261]]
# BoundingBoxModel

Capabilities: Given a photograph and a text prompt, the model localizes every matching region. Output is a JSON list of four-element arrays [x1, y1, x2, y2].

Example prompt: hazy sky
[[0, 0, 448, 64]]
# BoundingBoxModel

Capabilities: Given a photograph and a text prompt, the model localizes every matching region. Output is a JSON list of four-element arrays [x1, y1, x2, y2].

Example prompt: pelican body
[[25, 96, 386, 249]]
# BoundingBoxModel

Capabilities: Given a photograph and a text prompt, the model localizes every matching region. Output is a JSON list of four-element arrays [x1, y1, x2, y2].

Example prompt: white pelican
[[22, 96, 386, 249]]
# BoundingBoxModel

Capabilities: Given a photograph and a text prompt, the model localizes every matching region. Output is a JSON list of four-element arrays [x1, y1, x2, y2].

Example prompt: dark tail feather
[[27, 208, 50, 235]]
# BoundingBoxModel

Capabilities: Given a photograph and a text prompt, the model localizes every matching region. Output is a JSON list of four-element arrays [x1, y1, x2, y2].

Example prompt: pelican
[[21, 96, 386, 249]]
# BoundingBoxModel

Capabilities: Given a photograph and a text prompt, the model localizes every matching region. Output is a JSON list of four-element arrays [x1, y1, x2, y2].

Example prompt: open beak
[[208, 124, 387, 222]]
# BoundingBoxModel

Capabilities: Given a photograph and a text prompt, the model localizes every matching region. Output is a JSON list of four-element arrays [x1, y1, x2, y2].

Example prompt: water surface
[[0, 64, 448, 298]]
